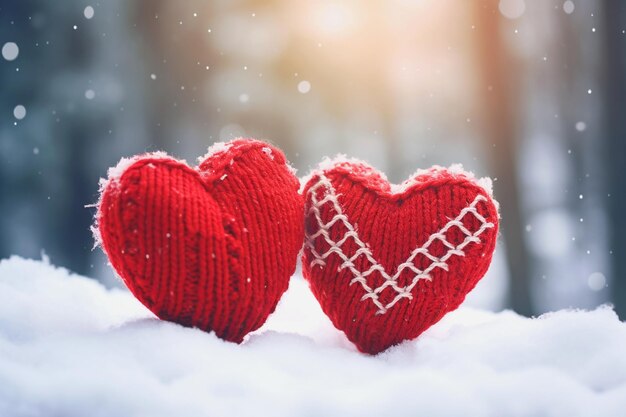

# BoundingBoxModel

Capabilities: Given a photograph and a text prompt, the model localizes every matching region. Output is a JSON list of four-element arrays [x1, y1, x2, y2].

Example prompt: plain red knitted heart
[[96, 139, 303, 343], [302, 159, 499, 354]]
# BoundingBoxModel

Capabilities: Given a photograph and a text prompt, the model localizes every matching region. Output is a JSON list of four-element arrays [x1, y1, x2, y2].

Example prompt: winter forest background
[[1, 0, 625, 318]]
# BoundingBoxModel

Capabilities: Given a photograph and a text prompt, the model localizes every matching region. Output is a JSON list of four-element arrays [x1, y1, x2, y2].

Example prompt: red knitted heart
[[96, 139, 303, 343], [302, 159, 499, 354]]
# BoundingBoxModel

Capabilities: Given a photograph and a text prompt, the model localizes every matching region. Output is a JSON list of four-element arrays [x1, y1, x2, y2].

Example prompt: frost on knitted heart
[[302, 159, 499, 354], [96, 139, 304, 343]]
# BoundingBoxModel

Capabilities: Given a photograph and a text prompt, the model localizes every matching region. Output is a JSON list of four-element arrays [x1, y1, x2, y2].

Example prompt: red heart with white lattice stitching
[[302, 158, 499, 354]]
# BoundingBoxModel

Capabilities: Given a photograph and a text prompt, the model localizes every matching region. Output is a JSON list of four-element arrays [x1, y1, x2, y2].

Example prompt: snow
[[297, 80, 311, 94], [1, 256, 626, 417], [84, 6, 95, 20], [103, 151, 177, 185], [498, 0, 526, 20], [1, 42, 19, 61], [197, 140, 234, 164], [303, 157, 496, 210], [588, 272, 607, 291], [13, 105, 26, 120], [261, 146, 274, 160]]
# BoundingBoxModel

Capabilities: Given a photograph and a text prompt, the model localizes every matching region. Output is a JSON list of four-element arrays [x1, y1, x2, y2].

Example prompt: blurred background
[[1, 0, 625, 317]]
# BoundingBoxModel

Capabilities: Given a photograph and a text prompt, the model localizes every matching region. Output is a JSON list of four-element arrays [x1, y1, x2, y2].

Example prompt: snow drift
[[0, 256, 625, 417]]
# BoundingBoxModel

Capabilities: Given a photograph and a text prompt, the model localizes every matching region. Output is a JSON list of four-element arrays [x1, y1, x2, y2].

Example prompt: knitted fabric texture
[[96, 139, 304, 343], [302, 159, 499, 354]]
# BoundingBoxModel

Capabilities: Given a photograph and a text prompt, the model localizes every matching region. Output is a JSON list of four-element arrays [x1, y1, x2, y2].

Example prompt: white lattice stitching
[[305, 174, 495, 314]]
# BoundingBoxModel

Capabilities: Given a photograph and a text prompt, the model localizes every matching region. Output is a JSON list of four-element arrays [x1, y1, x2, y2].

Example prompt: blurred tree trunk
[[136, 0, 174, 150], [136, 1, 218, 154], [54, 12, 97, 275], [473, 2, 533, 315], [0, 0, 99, 275], [603, 1, 626, 318]]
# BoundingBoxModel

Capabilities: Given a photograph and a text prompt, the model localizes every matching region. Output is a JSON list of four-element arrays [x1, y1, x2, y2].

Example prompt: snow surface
[[1, 256, 625, 417]]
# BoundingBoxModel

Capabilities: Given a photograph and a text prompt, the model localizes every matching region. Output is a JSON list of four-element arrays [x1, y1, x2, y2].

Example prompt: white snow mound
[[1, 256, 625, 417]]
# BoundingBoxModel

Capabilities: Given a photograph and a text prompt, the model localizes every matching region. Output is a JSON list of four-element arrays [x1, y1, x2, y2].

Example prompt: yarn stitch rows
[[97, 140, 304, 343], [305, 174, 496, 314]]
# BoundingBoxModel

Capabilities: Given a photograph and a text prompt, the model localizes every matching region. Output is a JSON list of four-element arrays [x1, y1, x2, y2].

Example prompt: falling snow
[[13, 105, 26, 120], [498, 0, 526, 20], [84, 6, 95, 20], [588, 272, 607, 291], [1, 42, 19, 61], [297, 80, 311, 94]]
